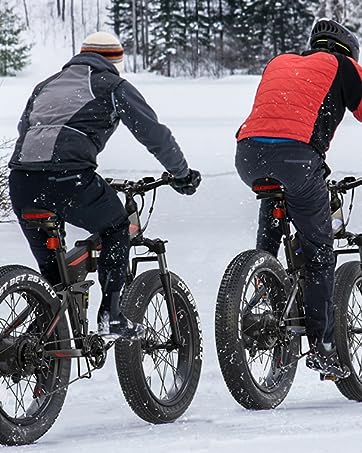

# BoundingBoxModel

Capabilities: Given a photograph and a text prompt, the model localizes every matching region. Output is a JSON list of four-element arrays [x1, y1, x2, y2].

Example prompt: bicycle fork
[[157, 252, 182, 346], [131, 237, 182, 346]]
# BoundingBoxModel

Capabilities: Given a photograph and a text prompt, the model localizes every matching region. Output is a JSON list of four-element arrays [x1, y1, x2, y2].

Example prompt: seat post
[[51, 236, 70, 287], [22, 209, 71, 287]]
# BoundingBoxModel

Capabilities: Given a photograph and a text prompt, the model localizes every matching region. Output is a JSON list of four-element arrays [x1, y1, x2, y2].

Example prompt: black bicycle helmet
[[310, 18, 360, 62]]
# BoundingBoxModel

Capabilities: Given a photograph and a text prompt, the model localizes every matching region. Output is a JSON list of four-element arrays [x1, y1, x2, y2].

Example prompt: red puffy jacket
[[237, 51, 362, 154]]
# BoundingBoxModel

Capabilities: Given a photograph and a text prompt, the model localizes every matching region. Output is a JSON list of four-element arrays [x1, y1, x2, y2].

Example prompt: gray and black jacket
[[9, 53, 188, 178]]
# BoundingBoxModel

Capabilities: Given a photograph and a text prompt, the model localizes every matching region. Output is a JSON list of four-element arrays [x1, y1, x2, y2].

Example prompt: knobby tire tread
[[334, 261, 362, 401], [114, 269, 202, 424], [0, 265, 71, 446], [215, 250, 297, 410]]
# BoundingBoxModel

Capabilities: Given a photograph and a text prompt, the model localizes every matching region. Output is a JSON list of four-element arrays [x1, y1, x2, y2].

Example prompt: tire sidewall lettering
[[0, 272, 57, 299], [176, 279, 203, 357]]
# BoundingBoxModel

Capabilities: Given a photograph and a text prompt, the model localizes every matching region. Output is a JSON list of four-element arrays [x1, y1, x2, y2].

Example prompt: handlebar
[[329, 176, 362, 193], [105, 172, 173, 195]]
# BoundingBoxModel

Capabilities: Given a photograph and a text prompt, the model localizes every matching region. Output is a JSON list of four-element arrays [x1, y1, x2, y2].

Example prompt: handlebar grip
[[338, 177, 362, 192], [106, 174, 173, 194]]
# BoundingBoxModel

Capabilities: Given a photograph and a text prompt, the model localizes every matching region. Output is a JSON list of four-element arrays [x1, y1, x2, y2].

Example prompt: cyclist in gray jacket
[[9, 32, 201, 340]]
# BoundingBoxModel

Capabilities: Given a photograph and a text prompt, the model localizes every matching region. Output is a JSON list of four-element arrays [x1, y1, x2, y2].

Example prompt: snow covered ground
[[1, 47, 362, 452]]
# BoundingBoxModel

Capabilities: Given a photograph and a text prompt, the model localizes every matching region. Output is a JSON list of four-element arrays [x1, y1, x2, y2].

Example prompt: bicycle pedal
[[320, 373, 338, 382]]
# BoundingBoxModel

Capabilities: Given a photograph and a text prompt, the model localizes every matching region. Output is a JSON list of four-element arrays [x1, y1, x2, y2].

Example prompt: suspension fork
[[158, 257, 182, 346], [142, 239, 181, 346], [131, 237, 182, 345]]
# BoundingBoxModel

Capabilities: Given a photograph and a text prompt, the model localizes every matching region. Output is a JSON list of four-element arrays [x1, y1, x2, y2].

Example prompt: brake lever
[[142, 176, 156, 184], [161, 172, 174, 184]]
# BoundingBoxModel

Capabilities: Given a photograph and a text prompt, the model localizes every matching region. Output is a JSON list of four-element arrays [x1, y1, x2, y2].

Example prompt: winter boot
[[109, 311, 145, 340], [97, 291, 144, 340], [306, 341, 350, 379]]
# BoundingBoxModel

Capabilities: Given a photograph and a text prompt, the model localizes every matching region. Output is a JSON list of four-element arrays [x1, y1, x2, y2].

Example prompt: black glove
[[171, 169, 201, 195]]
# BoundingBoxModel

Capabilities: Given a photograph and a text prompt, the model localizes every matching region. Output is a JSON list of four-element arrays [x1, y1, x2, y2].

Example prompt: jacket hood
[[62, 52, 120, 75]]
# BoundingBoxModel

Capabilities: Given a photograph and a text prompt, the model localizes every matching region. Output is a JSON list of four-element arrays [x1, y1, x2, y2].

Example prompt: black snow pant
[[9, 169, 130, 309], [235, 139, 335, 344]]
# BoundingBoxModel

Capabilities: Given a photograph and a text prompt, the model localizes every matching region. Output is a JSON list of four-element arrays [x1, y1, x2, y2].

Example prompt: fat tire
[[215, 250, 298, 410], [115, 269, 202, 424], [334, 261, 362, 400], [0, 265, 71, 445]]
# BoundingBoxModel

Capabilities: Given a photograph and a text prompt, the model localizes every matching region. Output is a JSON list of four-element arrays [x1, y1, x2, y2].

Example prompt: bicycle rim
[[0, 289, 59, 422]]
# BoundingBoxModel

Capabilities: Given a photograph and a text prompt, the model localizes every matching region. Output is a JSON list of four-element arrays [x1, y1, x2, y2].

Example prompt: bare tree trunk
[[97, 0, 100, 31], [71, 0, 75, 54], [62, 0, 66, 22], [194, 0, 199, 77], [140, 0, 146, 69], [132, 0, 137, 72], [182, 0, 188, 51], [218, 0, 224, 72], [22, 0, 29, 28], [144, 0, 149, 67], [81, 0, 85, 29]]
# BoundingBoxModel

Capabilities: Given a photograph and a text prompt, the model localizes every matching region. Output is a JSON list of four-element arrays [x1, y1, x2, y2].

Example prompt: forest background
[[6, 0, 362, 79]]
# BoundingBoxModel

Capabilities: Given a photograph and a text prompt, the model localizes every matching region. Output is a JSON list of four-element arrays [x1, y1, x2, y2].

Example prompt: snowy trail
[[1, 65, 362, 452], [2, 176, 362, 453]]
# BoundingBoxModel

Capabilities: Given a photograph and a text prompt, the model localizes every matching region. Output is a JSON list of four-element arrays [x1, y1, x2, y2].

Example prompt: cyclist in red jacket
[[235, 19, 362, 378]]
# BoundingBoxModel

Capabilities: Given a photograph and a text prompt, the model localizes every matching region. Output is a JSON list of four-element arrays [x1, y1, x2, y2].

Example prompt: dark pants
[[235, 140, 335, 343], [9, 169, 130, 307]]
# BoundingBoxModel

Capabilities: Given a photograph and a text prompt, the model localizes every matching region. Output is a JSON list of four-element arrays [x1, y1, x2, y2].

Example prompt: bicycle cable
[[344, 187, 355, 228], [140, 188, 157, 235]]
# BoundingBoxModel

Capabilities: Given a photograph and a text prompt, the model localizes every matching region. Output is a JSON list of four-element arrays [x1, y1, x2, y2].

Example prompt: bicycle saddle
[[252, 178, 285, 199], [21, 209, 58, 230]]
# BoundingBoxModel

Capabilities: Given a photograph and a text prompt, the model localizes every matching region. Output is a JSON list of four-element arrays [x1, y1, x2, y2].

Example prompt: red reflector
[[47, 237, 60, 250], [273, 208, 285, 219], [22, 212, 54, 219], [253, 184, 282, 192]]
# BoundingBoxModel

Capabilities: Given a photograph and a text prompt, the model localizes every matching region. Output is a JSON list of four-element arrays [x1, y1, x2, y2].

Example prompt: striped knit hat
[[80, 32, 124, 74]]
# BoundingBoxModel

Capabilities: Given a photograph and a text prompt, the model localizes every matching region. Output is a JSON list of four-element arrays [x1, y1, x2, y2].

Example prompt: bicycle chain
[[35, 340, 116, 399]]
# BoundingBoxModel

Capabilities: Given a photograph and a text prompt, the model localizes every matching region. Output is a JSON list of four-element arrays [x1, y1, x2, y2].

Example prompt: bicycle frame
[[20, 174, 182, 363], [253, 175, 362, 338], [253, 189, 306, 333]]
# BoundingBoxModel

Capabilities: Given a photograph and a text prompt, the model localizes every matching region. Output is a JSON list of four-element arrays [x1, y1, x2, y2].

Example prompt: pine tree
[[242, 0, 317, 73], [198, 0, 219, 74], [223, 0, 247, 72], [149, 0, 185, 76], [107, 0, 131, 44], [341, 0, 362, 37], [107, 0, 151, 71], [0, 4, 31, 76]]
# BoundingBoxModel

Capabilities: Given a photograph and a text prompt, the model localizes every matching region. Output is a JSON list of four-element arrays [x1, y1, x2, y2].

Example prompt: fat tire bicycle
[[215, 174, 362, 410], [0, 173, 202, 445]]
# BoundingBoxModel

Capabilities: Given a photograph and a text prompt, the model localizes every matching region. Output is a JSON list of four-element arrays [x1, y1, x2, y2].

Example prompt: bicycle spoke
[[141, 290, 189, 402], [154, 361, 169, 399], [240, 269, 287, 390], [0, 287, 61, 420]]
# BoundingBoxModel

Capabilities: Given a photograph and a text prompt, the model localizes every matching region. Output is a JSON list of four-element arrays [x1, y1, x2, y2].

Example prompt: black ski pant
[[9, 169, 130, 310], [235, 139, 335, 344]]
